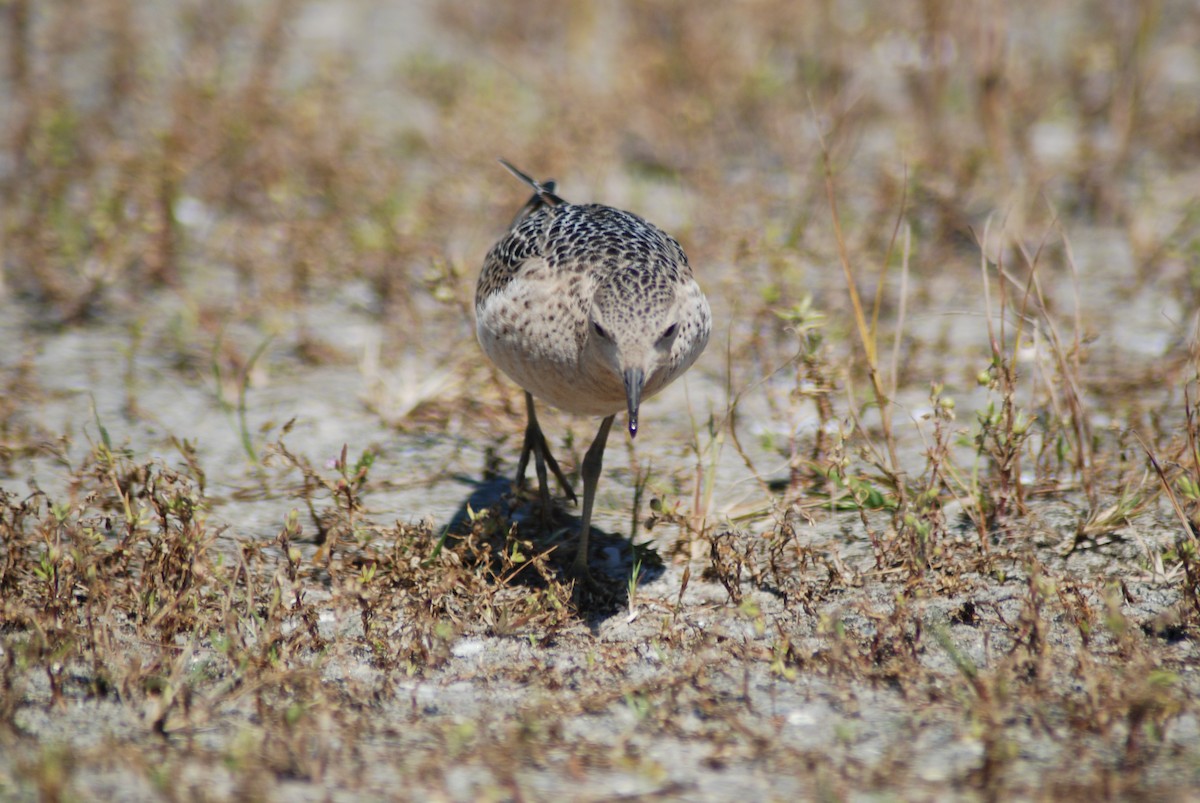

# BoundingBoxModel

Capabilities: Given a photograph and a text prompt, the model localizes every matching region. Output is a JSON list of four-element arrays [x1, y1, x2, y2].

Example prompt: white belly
[[476, 285, 626, 416], [475, 272, 710, 419]]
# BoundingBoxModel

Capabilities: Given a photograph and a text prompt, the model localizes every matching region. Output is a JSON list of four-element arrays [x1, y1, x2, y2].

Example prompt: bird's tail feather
[[498, 158, 565, 227]]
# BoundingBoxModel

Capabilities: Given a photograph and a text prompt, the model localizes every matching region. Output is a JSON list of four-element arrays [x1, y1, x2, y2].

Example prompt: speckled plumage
[[475, 160, 711, 578], [478, 202, 708, 417]]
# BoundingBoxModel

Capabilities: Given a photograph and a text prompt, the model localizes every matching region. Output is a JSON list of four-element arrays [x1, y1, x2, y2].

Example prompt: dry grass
[[2, 0, 1200, 799]]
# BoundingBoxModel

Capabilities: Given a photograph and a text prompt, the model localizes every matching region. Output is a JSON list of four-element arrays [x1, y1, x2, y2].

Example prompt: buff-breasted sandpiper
[[476, 160, 711, 578]]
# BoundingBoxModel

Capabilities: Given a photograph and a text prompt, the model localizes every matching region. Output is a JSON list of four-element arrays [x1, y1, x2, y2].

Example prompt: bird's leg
[[516, 392, 577, 511], [572, 414, 615, 578]]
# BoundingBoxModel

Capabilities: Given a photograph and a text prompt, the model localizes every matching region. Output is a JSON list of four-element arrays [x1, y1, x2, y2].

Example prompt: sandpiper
[[476, 160, 711, 577]]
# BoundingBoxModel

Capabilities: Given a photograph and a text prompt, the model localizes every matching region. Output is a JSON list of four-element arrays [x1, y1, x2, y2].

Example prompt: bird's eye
[[660, 323, 678, 341], [592, 321, 610, 339]]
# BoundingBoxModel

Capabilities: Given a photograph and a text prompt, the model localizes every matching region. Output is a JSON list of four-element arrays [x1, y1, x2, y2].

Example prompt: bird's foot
[[566, 542, 621, 607], [568, 564, 618, 607]]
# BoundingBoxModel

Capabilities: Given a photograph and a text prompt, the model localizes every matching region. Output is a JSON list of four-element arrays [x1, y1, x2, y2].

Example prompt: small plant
[[210, 328, 275, 466], [627, 554, 643, 616]]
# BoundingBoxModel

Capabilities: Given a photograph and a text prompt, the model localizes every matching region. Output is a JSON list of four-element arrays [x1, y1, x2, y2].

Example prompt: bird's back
[[478, 203, 691, 302]]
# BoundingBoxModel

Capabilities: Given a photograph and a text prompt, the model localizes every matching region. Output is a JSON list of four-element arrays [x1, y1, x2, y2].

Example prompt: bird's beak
[[623, 367, 644, 438]]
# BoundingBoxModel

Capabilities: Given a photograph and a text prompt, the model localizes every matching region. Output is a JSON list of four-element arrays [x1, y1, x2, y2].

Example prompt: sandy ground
[[3, 1, 1200, 800]]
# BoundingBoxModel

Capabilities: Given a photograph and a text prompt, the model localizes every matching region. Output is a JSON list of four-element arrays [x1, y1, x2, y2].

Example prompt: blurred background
[[4, 3, 1200, 798], [1, 0, 1198, 514]]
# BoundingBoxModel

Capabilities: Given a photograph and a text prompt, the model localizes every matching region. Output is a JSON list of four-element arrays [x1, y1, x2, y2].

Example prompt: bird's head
[[587, 271, 683, 438]]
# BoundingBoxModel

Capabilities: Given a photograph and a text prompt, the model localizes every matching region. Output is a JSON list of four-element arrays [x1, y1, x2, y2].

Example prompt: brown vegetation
[[2, 0, 1199, 799]]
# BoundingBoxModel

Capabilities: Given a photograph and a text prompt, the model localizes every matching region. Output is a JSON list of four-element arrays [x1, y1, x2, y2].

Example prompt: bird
[[475, 159, 711, 580]]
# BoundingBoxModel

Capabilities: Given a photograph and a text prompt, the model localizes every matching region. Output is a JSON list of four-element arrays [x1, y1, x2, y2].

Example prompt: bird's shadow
[[441, 471, 665, 619]]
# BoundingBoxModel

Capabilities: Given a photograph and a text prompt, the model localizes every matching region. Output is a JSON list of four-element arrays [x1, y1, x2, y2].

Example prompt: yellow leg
[[516, 391, 577, 509], [572, 414, 615, 577]]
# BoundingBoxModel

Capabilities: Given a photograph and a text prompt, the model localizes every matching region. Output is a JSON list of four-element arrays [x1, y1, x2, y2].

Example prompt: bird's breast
[[476, 283, 625, 416]]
